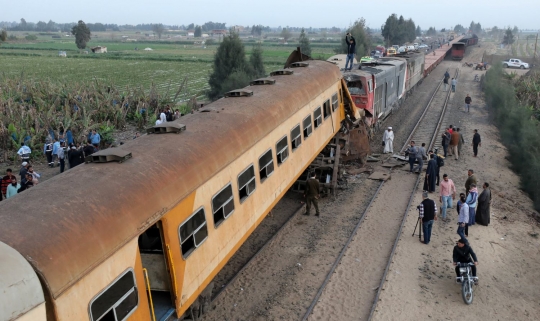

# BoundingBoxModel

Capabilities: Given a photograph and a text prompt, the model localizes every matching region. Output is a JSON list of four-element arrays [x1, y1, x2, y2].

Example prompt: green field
[[0, 37, 337, 101]]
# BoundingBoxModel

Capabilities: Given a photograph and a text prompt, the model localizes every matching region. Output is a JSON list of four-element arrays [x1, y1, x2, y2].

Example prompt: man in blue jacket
[[90, 130, 101, 149]]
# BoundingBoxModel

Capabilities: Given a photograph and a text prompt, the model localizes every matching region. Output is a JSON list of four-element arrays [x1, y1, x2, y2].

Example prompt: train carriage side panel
[[170, 79, 346, 315], [50, 237, 151, 321]]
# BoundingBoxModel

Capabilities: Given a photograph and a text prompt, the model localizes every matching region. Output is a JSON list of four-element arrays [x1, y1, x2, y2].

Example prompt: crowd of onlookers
[[0, 129, 106, 201], [155, 106, 181, 125]]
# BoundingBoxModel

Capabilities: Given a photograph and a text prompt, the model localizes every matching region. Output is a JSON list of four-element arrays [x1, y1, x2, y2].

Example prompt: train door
[[138, 222, 177, 321]]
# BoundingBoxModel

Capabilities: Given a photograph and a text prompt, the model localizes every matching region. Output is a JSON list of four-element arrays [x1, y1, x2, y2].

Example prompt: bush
[[25, 34, 38, 41], [484, 63, 540, 211]]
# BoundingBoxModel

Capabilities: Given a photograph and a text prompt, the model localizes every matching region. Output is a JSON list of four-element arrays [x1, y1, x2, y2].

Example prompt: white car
[[406, 45, 415, 52], [398, 46, 407, 53], [502, 58, 529, 69], [418, 44, 428, 49]]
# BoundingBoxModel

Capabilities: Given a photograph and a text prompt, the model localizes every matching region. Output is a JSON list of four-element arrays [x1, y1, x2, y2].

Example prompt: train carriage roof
[[0, 60, 342, 298]]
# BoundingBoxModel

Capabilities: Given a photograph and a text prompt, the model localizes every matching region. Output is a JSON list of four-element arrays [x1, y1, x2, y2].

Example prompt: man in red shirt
[[1, 169, 16, 200], [440, 174, 456, 222]]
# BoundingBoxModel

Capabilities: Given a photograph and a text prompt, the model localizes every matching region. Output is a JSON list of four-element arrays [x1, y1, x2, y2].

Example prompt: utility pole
[[534, 33, 538, 62]]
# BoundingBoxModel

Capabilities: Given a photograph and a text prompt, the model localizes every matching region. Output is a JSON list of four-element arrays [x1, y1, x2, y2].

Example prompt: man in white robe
[[383, 127, 394, 154]]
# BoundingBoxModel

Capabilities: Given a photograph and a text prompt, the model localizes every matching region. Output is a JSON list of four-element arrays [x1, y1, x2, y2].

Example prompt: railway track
[[303, 68, 459, 321], [366, 68, 459, 320]]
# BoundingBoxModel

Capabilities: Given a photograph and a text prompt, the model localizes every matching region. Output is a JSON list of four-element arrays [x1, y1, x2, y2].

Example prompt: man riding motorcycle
[[453, 238, 479, 284]]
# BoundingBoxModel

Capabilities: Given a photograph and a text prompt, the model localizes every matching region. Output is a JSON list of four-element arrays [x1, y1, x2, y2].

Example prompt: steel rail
[[211, 203, 305, 302], [301, 181, 385, 321], [367, 68, 459, 321]]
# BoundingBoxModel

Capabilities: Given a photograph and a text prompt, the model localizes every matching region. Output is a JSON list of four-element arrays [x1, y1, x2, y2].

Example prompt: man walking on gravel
[[457, 128, 465, 156], [465, 94, 472, 112], [472, 129, 481, 157], [443, 75, 449, 91], [440, 174, 456, 221], [457, 195, 469, 242], [465, 169, 477, 195], [451, 78, 457, 92], [441, 128, 451, 158], [303, 172, 320, 217], [450, 129, 460, 160], [419, 191, 437, 245], [406, 141, 419, 173], [382, 127, 394, 154]]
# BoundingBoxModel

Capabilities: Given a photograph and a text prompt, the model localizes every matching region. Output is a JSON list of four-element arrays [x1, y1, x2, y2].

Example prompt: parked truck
[[502, 58, 530, 69]]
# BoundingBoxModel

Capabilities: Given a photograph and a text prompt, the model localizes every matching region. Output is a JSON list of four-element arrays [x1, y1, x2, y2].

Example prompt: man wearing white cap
[[382, 127, 394, 154]]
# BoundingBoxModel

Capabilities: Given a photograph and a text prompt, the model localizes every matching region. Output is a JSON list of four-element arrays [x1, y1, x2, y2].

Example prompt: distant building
[[211, 29, 227, 36], [91, 46, 107, 53]]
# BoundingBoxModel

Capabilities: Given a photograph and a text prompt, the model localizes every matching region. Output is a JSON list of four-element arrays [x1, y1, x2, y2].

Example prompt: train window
[[238, 165, 256, 202], [212, 184, 235, 227], [323, 100, 331, 119], [258, 149, 274, 183], [276, 136, 289, 165], [314, 107, 322, 129], [290, 125, 302, 151], [368, 80, 373, 93], [89, 269, 138, 321], [179, 208, 208, 258], [347, 81, 365, 95], [332, 93, 339, 111], [303, 115, 312, 139]]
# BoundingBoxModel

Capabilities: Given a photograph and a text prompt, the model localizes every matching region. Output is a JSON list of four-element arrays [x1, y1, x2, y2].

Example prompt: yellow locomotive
[[0, 54, 364, 320]]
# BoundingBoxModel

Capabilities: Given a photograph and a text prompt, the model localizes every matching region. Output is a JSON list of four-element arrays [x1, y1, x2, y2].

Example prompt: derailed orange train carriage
[[0, 51, 369, 321]]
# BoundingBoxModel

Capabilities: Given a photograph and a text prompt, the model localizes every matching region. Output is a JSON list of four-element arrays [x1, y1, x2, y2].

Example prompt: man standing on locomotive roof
[[304, 172, 320, 217], [345, 33, 356, 71]]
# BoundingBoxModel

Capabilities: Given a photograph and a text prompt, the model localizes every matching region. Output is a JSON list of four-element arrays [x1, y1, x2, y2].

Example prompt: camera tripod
[[412, 217, 422, 239]]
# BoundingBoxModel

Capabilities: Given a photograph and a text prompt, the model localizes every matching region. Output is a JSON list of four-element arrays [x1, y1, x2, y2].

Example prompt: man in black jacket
[[453, 238, 479, 283], [419, 191, 437, 244], [345, 33, 356, 71], [472, 129, 481, 157]]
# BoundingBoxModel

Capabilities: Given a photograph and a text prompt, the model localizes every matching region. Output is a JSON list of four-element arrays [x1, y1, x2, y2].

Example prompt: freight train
[[451, 34, 479, 60], [0, 55, 365, 321]]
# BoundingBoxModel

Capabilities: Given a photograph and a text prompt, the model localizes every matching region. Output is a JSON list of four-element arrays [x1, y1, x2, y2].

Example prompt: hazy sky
[[3, 0, 539, 30]]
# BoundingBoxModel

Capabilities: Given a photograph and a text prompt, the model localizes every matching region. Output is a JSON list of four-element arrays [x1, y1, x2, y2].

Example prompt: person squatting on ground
[[382, 127, 394, 154], [419, 191, 438, 245], [465, 184, 478, 237], [406, 141, 419, 173], [457, 194, 469, 242], [453, 238, 478, 284], [476, 182, 492, 226], [344, 33, 356, 71], [465, 94, 472, 112], [424, 154, 438, 192], [472, 129, 481, 157], [303, 172, 320, 217], [440, 174, 456, 221], [450, 128, 460, 160]]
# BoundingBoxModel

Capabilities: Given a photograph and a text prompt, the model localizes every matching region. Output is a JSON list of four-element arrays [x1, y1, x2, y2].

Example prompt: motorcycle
[[456, 262, 478, 304]]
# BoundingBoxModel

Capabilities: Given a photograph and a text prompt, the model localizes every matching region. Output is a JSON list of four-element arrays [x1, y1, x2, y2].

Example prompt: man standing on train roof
[[344, 33, 356, 71], [382, 127, 394, 154], [303, 172, 321, 217]]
